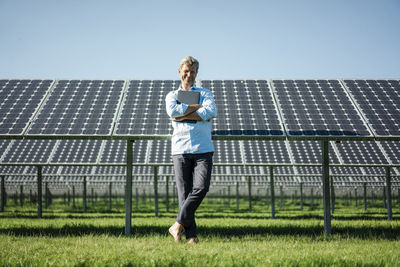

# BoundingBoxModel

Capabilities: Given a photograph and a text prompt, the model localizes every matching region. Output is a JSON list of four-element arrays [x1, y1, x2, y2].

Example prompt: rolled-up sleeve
[[196, 89, 217, 121], [165, 91, 188, 118]]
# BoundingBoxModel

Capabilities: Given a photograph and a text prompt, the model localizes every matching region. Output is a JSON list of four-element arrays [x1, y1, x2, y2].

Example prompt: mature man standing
[[165, 56, 217, 244]]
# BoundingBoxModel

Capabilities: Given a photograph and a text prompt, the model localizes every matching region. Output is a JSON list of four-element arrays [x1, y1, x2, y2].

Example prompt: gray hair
[[179, 56, 199, 72]]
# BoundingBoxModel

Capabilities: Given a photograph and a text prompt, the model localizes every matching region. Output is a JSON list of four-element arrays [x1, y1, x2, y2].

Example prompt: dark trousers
[[172, 152, 213, 239]]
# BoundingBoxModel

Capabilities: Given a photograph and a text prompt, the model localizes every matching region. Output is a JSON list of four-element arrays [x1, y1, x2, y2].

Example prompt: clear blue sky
[[0, 0, 399, 79]]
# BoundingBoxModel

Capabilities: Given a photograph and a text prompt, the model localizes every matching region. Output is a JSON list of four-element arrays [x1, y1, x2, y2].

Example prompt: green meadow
[[1, 196, 400, 266]]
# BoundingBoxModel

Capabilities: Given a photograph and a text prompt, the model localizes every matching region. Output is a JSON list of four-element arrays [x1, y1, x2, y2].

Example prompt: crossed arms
[[165, 89, 217, 122], [172, 104, 202, 122]]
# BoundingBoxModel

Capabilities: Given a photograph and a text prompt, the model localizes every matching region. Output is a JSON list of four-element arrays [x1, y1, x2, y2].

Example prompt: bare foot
[[187, 237, 196, 244], [168, 222, 183, 242]]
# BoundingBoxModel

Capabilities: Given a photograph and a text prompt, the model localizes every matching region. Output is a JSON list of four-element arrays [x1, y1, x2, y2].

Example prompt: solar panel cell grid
[[363, 167, 385, 175], [343, 80, 400, 137], [95, 166, 125, 175], [114, 80, 179, 136], [148, 140, 171, 163], [99, 140, 126, 163], [27, 80, 124, 136], [0, 79, 53, 135], [1, 139, 56, 163], [289, 141, 339, 164], [335, 141, 389, 165], [242, 140, 290, 163], [213, 140, 242, 163], [0, 166, 27, 174], [50, 140, 102, 163], [61, 166, 94, 175], [379, 141, 400, 164], [273, 80, 371, 138], [202, 80, 284, 137]]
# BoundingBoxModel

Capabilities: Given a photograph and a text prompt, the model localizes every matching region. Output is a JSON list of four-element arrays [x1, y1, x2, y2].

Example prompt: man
[[165, 56, 217, 244]]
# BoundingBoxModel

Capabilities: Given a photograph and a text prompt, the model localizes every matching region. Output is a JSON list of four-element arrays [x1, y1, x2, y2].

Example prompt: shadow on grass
[[1, 222, 399, 240]]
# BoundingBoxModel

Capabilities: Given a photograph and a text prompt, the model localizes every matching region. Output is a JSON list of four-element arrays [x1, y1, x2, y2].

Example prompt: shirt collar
[[178, 84, 197, 91]]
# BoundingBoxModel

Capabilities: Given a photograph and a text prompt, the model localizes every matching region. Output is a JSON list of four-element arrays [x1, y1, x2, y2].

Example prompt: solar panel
[[0, 166, 27, 175], [335, 141, 389, 165], [0, 139, 56, 164], [289, 141, 340, 164], [50, 140, 102, 163], [331, 166, 363, 175], [272, 80, 372, 139], [379, 141, 400, 164], [242, 140, 290, 164], [213, 140, 243, 163], [26, 80, 125, 137], [0, 140, 11, 160], [343, 80, 400, 139], [99, 140, 126, 163], [202, 80, 285, 138], [60, 166, 94, 175], [147, 140, 171, 164], [0, 79, 53, 137], [114, 80, 179, 137]]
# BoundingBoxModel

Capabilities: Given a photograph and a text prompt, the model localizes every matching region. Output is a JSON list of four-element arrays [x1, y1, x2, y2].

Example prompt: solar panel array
[[0, 79, 399, 189], [1, 139, 399, 180]]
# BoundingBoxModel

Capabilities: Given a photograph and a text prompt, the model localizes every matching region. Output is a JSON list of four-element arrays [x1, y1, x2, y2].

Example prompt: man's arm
[[172, 104, 202, 121], [194, 90, 217, 121]]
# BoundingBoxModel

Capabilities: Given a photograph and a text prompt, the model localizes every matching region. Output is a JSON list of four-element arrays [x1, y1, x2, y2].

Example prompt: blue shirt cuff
[[196, 107, 207, 121]]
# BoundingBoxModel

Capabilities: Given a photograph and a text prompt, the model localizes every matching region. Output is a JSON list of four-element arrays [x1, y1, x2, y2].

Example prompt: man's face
[[178, 64, 197, 87]]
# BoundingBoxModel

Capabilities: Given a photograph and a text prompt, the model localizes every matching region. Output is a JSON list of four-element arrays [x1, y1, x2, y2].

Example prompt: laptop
[[176, 91, 200, 123]]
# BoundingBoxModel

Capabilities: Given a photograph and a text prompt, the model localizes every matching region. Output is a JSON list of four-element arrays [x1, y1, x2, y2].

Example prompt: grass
[[1, 197, 400, 266]]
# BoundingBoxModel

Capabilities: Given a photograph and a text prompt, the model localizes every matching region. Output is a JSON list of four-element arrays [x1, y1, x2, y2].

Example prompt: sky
[[0, 0, 399, 80]]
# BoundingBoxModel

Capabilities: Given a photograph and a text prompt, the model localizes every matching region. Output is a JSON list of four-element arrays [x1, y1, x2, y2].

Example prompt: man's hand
[[184, 104, 202, 116], [173, 104, 203, 121]]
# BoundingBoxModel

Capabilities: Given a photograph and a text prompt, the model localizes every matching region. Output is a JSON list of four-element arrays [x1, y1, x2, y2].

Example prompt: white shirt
[[165, 86, 217, 155]]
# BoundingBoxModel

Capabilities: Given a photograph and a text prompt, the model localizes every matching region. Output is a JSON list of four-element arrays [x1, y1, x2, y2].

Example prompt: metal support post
[[154, 166, 159, 217], [91, 188, 94, 208], [1, 176, 5, 212], [45, 182, 49, 208], [125, 140, 133, 236], [166, 176, 169, 212], [135, 187, 139, 209], [173, 181, 176, 207], [83, 176, 87, 213], [37, 166, 42, 218], [20, 185, 24, 207], [383, 187, 387, 209], [72, 185, 76, 208], [355, 187, 358, 208], [280, 185, 283, 209], [386, 166, 392, 220], [311, 187, 314, 209], [109, 182, 112, 210], [330, 175, 335, 214], [321, 140, 331, 236], [228, 185, 231, 208], [236, 181, 239, 211], [270, 166, 275, 219], [248, 176, 252, 212], [300, 182, 304, 211], [363, 182, 367, 211]]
